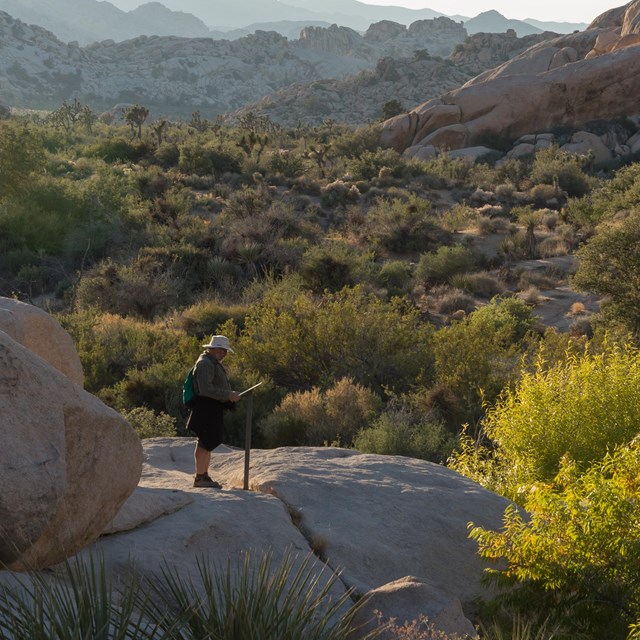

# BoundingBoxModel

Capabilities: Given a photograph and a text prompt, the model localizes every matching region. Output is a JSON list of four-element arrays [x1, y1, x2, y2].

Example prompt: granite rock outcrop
[[380, 1, 640, 155]]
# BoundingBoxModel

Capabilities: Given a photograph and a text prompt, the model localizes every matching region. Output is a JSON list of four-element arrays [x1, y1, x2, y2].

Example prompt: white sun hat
[[202, 335, 234, 353]]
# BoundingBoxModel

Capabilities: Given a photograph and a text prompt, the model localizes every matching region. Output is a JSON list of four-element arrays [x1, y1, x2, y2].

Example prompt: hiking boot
[[193, 474, 222, 489]]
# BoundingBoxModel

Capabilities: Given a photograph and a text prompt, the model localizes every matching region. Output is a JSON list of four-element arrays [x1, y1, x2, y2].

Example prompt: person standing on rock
[[187, 335, 241, 488]]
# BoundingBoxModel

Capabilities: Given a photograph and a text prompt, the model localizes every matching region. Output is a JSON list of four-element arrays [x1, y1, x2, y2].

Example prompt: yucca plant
[[143, 550, 370, 640], [0, 550, 377, 640], [0, 554, 166, 640]]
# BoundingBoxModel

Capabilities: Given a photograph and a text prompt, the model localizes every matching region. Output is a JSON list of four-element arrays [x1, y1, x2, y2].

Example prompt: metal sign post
[[243, 390, 254, 490]]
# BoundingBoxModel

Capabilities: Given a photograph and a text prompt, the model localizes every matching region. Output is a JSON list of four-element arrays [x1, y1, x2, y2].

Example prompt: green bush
[[565, 163, 640, 228], [449, 272, 505, 298], [121, 406, 177, 439], [227, 284, 435, 396], [354, 400, 455, 463], [415, 245, 477, 285], [363, 195, 449, 254], [470, 439, 640, 640], [84, 137, 151, 162], [433, 297, 534, 423], [376, 260, 413, 297], [573, 210, 640, 333], [299, 243, 367, 293], [178, 141, 242, 176], [74, 258, 181, 319], [529, 145, 594, 198], [174, 299, 249, 338]]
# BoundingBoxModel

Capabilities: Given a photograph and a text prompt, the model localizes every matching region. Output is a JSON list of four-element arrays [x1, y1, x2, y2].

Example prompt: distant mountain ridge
[[0, 0, 587, 45]]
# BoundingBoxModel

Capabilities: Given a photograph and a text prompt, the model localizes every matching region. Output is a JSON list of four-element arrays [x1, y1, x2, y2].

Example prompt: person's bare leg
[[194, 445, 211, 475]]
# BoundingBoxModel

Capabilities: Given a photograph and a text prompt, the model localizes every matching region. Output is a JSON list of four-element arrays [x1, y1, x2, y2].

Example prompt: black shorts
[[186, 397, 225, 452]]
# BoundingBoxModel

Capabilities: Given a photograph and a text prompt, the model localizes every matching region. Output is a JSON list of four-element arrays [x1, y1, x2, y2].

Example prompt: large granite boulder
[[0, 297, 83, 385], [381, 0, 640, 154], [0, 329, 142, 570]]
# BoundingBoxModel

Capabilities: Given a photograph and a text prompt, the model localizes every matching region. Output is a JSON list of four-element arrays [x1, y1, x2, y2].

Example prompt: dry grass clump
[[450, 272, 505, 299], [568, 301, 586, 316], [529, 183, 562, 207], [476, 214, 510, 236], [518, 269, 560, 291], [432, 288, 477, 315], [537, 236, 571, 258], [520, 286, 542, 306], [494, 182, 516, 201]]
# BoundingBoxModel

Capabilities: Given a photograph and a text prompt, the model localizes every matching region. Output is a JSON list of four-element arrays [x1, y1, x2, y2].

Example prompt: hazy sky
[[360, 0, 618, 23]]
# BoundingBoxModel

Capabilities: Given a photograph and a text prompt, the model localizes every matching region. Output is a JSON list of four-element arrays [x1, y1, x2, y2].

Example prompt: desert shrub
[[60, 310, 198, 394], [517, 268, 559, 291], [528, 182, 562, 208], [529, 145, 593, 197], [572, 210, 640, 333], [344, 148, 406, 181], [268, 148, 305, 178], [440, 203, 478, 232], [121, 406, 177, 439], [470, 439, 640, 640], [173, 299, 249, 338], [565, 162, 640, 228], [362, 195, 449, 254], [227, 284, 435, 395], [84, 137, 151, 162], [0, 167, 130, 266], [498, 230, 528, 261], [331, 124, 381, 159], [153, 141, 180, 168], [468, 340, 640, 495], [537, 236, 570, 258], [320, 180, 360, 208], [434, 290, 477, 315], [433, 297, 534, 422], [422, 153, 470, 183], [494, 182, 517, 201], [354, 400, 455, 463], [178, 141, 242, 176], [449, 272, 505, 299], [300, 243, 360, 293], [415, 245, 477, 285], [260, 377, 381, 447], [74, 258, 181, 319], [377, 260, 413, 297]]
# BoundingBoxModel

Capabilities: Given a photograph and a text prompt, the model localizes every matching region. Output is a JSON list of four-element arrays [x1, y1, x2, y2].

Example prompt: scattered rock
[[350, 576, 478, 639]]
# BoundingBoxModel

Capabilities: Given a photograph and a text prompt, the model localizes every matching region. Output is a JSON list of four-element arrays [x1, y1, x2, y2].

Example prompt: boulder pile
[[380, 0, 640, 161]]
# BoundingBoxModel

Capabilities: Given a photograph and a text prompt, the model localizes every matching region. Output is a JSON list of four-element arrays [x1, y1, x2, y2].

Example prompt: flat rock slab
[[210, 446, 512, 605]]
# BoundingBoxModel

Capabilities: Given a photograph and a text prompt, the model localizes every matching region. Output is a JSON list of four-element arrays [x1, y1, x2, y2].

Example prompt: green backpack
[[182, 366, 197, 409]]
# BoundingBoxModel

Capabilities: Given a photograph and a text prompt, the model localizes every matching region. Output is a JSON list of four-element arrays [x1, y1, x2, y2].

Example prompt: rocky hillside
[[232, 30, 559, 127], [0, 12, 467, 117]]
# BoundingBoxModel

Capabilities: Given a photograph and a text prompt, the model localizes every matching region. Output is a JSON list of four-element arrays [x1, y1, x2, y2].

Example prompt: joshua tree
[[123, 104, 149, 140]]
